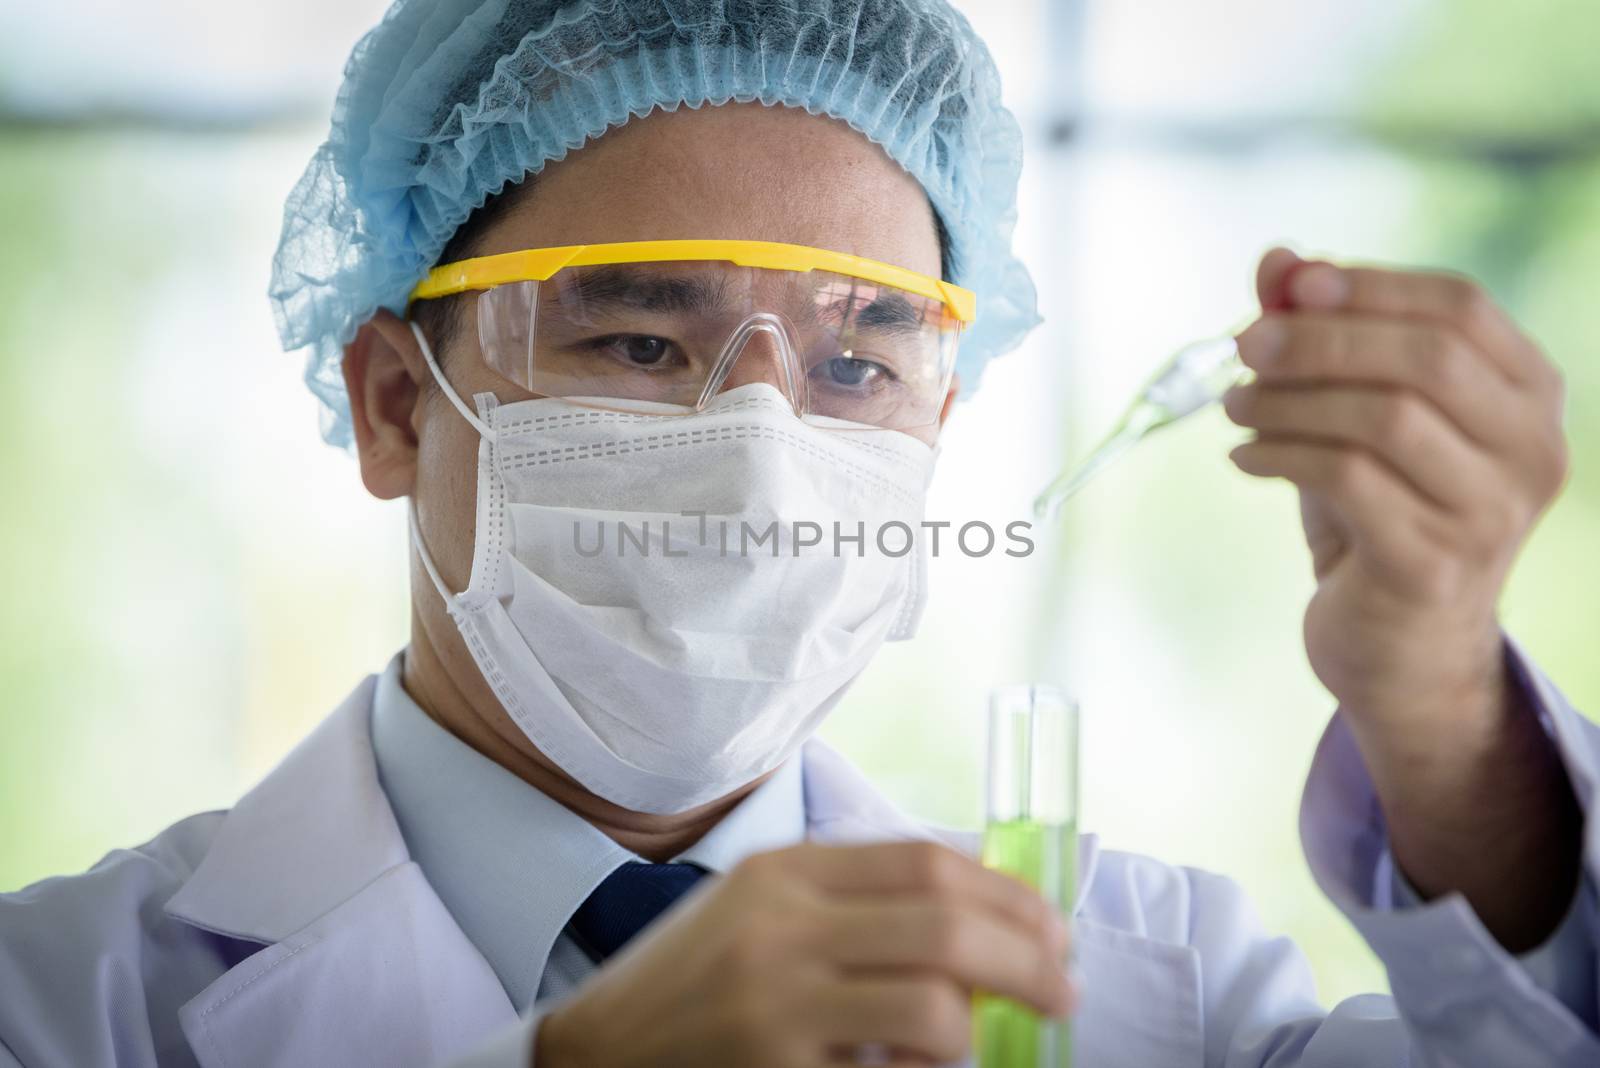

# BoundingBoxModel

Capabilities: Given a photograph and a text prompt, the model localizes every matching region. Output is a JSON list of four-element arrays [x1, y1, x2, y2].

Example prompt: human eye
[[578, 333, 687, 371], [810, 352, 898, 392]]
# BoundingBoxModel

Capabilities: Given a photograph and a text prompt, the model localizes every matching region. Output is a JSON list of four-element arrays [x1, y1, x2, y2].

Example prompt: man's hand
[[1224, 247, 1581, 951], [537, 841, 1075, 1068]]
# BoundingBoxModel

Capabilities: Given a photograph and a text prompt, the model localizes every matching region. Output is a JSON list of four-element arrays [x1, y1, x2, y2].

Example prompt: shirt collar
[[370, 650, 807, 1010]]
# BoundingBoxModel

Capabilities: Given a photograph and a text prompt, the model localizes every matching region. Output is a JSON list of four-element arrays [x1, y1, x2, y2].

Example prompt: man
[[1, 0, 1596, 1065]]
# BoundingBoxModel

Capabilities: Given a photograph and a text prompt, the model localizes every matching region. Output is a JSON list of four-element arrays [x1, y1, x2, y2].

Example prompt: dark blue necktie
[[568, 861, 708, 962]]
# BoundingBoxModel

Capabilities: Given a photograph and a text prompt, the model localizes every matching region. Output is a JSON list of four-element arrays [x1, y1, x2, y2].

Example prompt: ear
[[936, 373, 961, 430], [344, 308, 429, 500]]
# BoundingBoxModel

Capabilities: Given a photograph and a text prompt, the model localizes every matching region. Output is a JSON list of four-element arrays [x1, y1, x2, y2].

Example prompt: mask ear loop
[[409, 319, 497, 442], [407, 497, 457, 607]]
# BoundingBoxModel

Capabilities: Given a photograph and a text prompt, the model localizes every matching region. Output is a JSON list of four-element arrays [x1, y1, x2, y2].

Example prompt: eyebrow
[[562, 266, 734, 315], [850, 292, 930, 333], [813, 289, 930, 336]]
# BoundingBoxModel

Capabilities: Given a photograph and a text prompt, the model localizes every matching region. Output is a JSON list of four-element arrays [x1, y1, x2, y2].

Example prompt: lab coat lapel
[[800, 738, 1205, 1068], [176, 862, 513, 1068], [164, 676, 516, 1068]]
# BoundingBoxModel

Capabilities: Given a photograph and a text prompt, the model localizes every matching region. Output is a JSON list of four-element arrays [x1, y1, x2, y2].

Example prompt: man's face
[[345, 101, 950, 791], [407, 100, 946, 575]]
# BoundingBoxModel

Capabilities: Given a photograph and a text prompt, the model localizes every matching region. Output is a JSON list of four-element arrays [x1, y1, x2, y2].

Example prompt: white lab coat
[[1, 640, 1598, 1067]]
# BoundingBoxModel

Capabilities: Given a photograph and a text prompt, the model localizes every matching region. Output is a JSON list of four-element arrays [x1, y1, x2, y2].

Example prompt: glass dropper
[[1033, 333, 1253, 521]]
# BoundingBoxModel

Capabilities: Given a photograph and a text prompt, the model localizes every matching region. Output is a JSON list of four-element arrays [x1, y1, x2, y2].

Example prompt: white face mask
[[407, 322, 937, 814]]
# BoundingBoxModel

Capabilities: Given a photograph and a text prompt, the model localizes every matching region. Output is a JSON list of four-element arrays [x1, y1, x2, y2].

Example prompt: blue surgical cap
[[270, 0, 1041, 447]]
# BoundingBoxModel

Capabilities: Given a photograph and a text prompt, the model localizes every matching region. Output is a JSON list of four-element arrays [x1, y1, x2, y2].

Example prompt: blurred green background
[[2, 0, 1596, 1010]]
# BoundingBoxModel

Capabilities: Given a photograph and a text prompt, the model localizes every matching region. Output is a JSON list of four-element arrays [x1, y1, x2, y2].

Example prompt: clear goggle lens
[[471, 262, 962, 434]]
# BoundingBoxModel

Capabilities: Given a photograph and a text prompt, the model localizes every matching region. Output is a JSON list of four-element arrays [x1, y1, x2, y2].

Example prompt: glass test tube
[[976, 685, 1080, 1068]]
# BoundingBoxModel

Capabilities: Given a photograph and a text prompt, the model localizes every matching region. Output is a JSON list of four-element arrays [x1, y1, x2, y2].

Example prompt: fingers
[[816, 979, 972, 1063], [1251, 249, 1559, 394], [824, 1050, 937, 1068], [1222, 383, 1498, 514], [1284, 261, 1548, 387], [1237, 251, 1571, 547], [817, 899, 1073, 1016], [1228, 436, 1437, 586], [780, 842, 1069, 958], [1235, 312, 1532, 451], [728, 843, 1074, 1067]]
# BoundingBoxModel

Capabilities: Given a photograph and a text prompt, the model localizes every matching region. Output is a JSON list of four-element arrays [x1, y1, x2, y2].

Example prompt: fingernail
[[1236, 319, 1285, 367], [1261, 246, 1304, 311], [1289, 263, 1350, 308]]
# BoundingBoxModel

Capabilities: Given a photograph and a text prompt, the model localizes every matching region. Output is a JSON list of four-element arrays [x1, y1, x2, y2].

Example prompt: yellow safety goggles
[[406, 239, 974, 434]]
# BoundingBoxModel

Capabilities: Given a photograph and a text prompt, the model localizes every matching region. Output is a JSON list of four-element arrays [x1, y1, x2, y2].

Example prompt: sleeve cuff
[[1382, 843, 1597, 1025], [1300, 632, 1600, 1059]]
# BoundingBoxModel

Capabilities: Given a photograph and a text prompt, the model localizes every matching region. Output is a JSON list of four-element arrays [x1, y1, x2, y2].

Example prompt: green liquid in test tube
[[976, 685, 1079, 1068]]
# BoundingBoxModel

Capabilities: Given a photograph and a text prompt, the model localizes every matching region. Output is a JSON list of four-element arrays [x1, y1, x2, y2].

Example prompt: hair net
[[270, 0, 1041, 447]]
